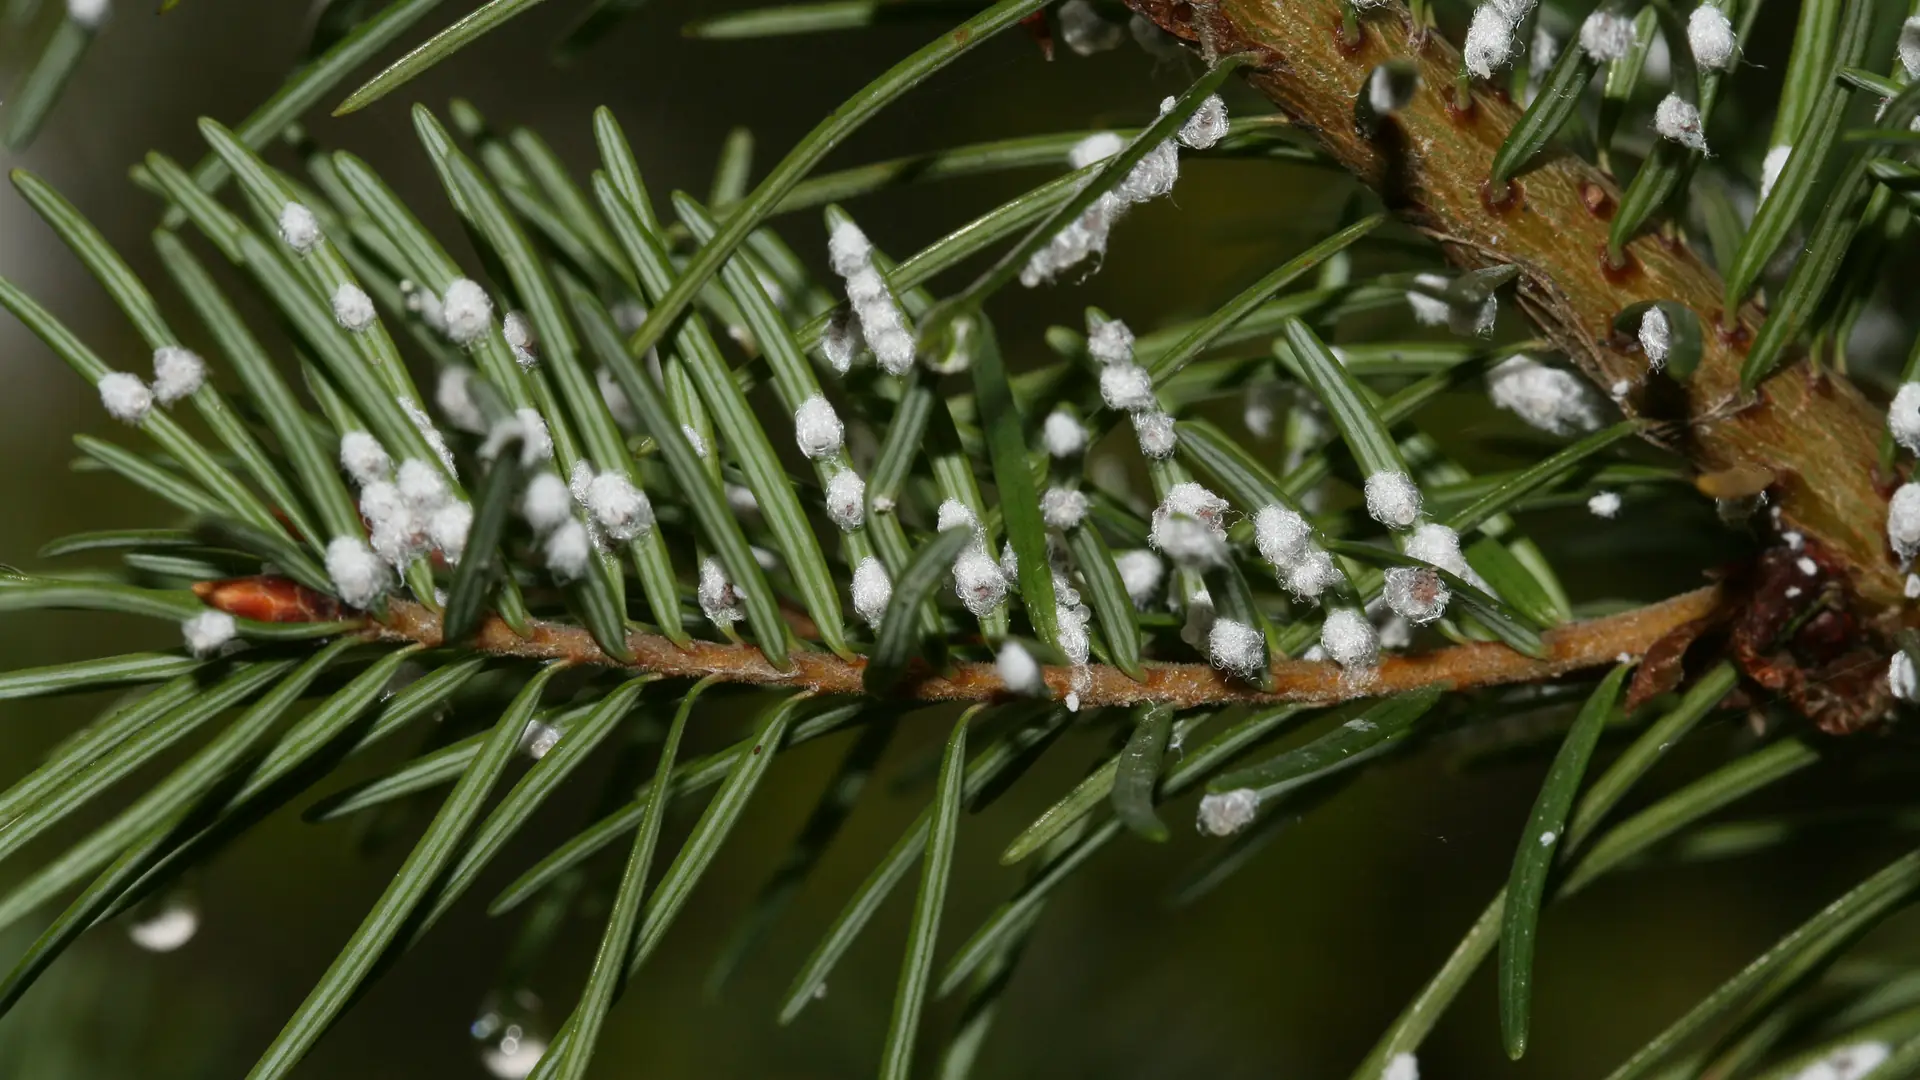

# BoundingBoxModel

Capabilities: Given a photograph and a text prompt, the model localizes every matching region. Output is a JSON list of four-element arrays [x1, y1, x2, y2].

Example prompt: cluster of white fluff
[[1384, 566, 1450, 625], [331, 283, 377, 332], [1084, 313, 1177, 460], [1150, 482, 1231, 570], [1364, 471, 1422, 530], [1588, 491, 1623, 519], [1020, 94, 1226, 287], [852, 556, 891, 629], [1890, 480, 1920, 563], [181, 609, 238, 658], [477, 408, 553, 470], [434, 367, 488, 435], [825, 469, 865, 531], [940, 500, 1009, 617], [1638, 306, 1671, 371], [1253, 504, 1342, 602], [1654, 94, 1708, 152], [1114, 549, 1164, 609], [793, 395, 844, 459], [97, 371, 153, 425], [441, 279, 494, 346], [278, 202, 322, 254], [1197, 788, 1259, 837], [996, 642, 1046, 696], [1404, 272, 1497, 338], [1058, 0, 1122, 55], [1464, 0, 1538, 78], [583, 470, 653, 542], [1042, 409, 1089, 458], [826, 220, 914, 376], [1040, 488, 1090, 531], [1687, 5, 1736, 72], [1486, 355, 1606, 436], [1383, 1052, 1420, 1080], [1578, 11, 1635, 61], [1320, 607, 1380, 674], [1404, 522, 1485, 589], [1208, 617, 1265, 681], [151, 346, 206, 405], [325, 535, 389, 609], [67, 0, 111, 29], [502, 312, 537, 369], [698, 555, 747, 627], [1786, 1041, 1889, 1080], [335, 432, 469, 591], [1887, 301, 1920, 643]]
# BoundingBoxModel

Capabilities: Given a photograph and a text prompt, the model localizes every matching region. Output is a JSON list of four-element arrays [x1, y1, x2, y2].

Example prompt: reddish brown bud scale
[[193, 577, 348, 624]]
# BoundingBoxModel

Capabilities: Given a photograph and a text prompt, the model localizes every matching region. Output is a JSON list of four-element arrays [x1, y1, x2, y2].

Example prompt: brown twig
[[374, 586, 1723, 708]]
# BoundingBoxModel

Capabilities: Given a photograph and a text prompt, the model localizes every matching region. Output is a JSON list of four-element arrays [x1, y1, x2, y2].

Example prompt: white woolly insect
[[793, 395, 845, 459], [1639, 306, 1672, 370], [331, 283, 377, 333], [98, 372, 152, 425], [1252, 505, 1311, 567], [1058, 0, 1122, 55], [1068, 132, 1124, 170], [1197, 789, 1260, 837], [1903, 17, 1920, 82], [326, 536, 389, 609], [1382, 1051, 1420, 1080], [682, 425, 708, 458], [502, 311, 537, 368], [852, 556, 891, 629], [1020, 192, 1123, 288], [440, 279, 493, 345], [1893, 653, 1919, 703], [1208, 617, 1265, 681], [1177, 94, 1229, 150], [1465, 5, 1516, 79], [1114, 549, 1164, 609], [998, 540, 1019, 583], [996, 642, 1046, 695], [1788, 1041, 1890, 1080], [429, 501, 473, 563], [1132, 410, 1177, 459], [1041, 488, 1090, 531], [338, 431, 391, 486], [521, 473, 574, 534], [278, 202, 322, 254], [568, 460, 595, 506], [1406, 273, 1452, 327], [151, 346, 206, 405], [1486, 355, 1605, 436], [1889, 384, 1920, 455], [825, 469, 866, 531], [586, 472, 652, 542], [1890, 482, 1920, 561], [182, 610, 238, 658], [1321, 607, 1380, 671], [1087, 314, 1135, 366], [127, 896, 198, 953], [1365, 471, 1422, 530], [544, 520, 593, 582], [1687, 5, 1735, 71], [820, 310, 859, 375], [396, 458, 450, 514], [67, 0, 110, 28], [937, 499, 979, 535], [1760, 145, 1792, 202], [697, 556, 747, 627], [1118, 137, 1180, 203], [1908, 573, 1920, 599], [1099, 363, 1156, 412], [1654, 94, 1708, 152], [434, 367, 487, 434], [1150, 483, 1230, 568], [1042, 410, 1088, 458], [1285, 546, 1343, 601], [828, 220, 915, 375], [1579, 11, 1635, 61], [1405, 522, 1476, 580], [952, 545, 1008, 617], [1384, 566, 1451, 625], [1589, 491, 1623, 518]]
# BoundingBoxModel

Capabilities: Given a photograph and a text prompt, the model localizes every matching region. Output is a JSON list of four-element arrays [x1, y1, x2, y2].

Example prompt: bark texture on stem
[[1124, 1, 1904, 699], [376, 587, 1722, 709]]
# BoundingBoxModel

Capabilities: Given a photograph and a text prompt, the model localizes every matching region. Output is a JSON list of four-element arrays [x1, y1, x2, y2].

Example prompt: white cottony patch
[[1687, 5, 1736, 71], [1198, 789, 1260, 837], [1639, 306, 1672, 370], [1487, 355, 1605, 436], [1364, 471, 1422, 529], [1208, 617, 1265, 681], [682, 425, 708, 458], [326, 536, 389, 608], [1384, 566, 1451, 625], [182, 610, 238, 658], [331, 283, 377, 332], [1121, 116, 1180, 201], [397, 458, 450, 514], [825, 469, 866, 531], [1086, 314, 1135, 366], [1177, 94, 1230, 150], [1383, 1051, 1419, 1080], [1021, 192, 1123, 288], [1099, 363, 1156, 412], [827, 216, 873, 277], [793, 395, 845, 459], [1068, 132, 1125, 170], [996, 642, 1046, 695], [1041, 487, 1090, 531], [441, 279, 494, 345], [1465, 5, 1516, 79], [1539, 830, 1557, 848], [1654, 94, 1708, 152], [1114, 549, 1163, 609], [67, 0, 110, 28], [1406, 273, 1452, 327], [1151, 483, 1231, 569], [278, 202, 322, 254], [1042, 410, 1088, 457], [1907, 573, 1920, 599], [1589, 491, 1623, 518], [127, 896, 198, 952], [544, 520, 593, 582], [151, 346, 206, 405], [1058, 0, 1122, 55], [1286, 547, 1343, 601], [1321, 607, 1380, 671], [1890, 482, 1920, 561], [1792, 1041, 1891, 1080], [1889, 384, 1920, 454], [431, 368, 485, 435], [952, 545, 1008, 617], [429, 501, 473, 563], [1797, 556, 1819, 577], [852, 556, 891, 628], [820, 309, 859, 375], [698, 556, 746, 627], [1405, 522, 1476, 583], [502, 311, 537, 368], [339, 431, 391, 486], [937, 499, 980, 536], [359, 481, 413, 566], [1132, 410, 1177, 459], [828, 220, 915, 375], [586, 472, 653, 542], [1760, 145, 1792, 202], [98, 372, 152, 425], [1579, 11, 1635, 61], [998, 540, 1020, 583], [521, 473, 573, 534], [1903, 17, 1920, 82], [1254, 505, 1313, 568], [1890, 652, 1916, 702]]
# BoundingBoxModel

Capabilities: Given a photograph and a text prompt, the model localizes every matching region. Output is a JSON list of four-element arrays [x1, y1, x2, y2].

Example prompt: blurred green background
[[3, 1, 1919, 1077]]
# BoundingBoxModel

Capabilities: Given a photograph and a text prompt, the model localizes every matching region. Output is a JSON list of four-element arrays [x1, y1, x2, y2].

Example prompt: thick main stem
[[1126, 3, 1902, 624], [375, 588, 1722, 708]]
